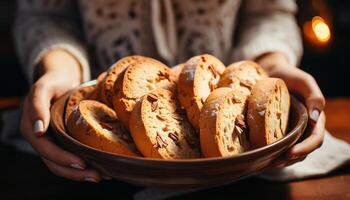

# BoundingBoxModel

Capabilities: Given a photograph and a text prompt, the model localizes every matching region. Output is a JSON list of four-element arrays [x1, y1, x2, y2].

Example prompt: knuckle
[[301, 71, 315, 84], [31, 81, 49, 97], [304, 73, 314, 81], [51, 151, 75, 167], [49, 151, 66, 165], [315, 134, 324, 149], [314, 93, 326, 107], [32, 84, 45, 96], [29, 87, 42, 104], [309, 95, 326, 109], [30, 82, 41, 94], [316, 140, 324, 149]]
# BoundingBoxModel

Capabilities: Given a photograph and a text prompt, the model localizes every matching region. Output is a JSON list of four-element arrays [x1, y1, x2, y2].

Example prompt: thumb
[[281, 68, 325, 123], [28, 75, 55, 136], [305, 94, 325, 123], [294, 71, 325, 123]]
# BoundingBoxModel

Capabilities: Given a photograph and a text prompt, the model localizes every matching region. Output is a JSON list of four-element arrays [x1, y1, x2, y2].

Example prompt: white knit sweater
[[14, 0, 301, 83], [2, 0, 302, 152]]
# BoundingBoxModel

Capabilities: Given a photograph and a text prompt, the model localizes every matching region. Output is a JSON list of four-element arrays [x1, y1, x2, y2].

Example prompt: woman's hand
[[256, 52, 326, 168], [20, 49, 102, 182]]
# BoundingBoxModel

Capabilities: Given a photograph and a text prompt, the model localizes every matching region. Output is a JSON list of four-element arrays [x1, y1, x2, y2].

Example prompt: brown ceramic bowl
[[50, 80, 308, 188]]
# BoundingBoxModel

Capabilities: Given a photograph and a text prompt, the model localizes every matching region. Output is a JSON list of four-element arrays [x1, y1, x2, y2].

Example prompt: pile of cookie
[[65, 55, 290, 159]]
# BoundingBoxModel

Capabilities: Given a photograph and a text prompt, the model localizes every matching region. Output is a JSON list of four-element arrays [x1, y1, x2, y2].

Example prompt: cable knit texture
[[14, 0, 91, 83], [14, 0, 301, 82]]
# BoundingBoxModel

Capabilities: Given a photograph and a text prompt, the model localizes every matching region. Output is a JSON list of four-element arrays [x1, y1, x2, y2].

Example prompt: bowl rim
[[50, 80, 308, 165]]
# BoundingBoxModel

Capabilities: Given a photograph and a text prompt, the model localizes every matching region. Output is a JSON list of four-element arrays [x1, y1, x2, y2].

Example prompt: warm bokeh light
[[303, 16, 331, 46], [312, 16, 331, 43]]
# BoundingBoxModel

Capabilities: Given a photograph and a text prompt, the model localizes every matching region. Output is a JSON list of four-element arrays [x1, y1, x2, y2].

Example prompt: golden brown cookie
[[65, 84, 97, 126], [200, 87, 250, 157], [129, 88, 201, 159], [100, 55, 146, 107], [177, 54, 225, 129], [113, 59, 176, 128], [218, 60, 268, 96], [67, 100, 140, 156], [247, 78, 290, 148]]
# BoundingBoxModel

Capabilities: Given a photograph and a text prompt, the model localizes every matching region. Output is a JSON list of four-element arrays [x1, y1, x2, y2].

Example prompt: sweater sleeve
[[232, 0, 302, 68], [13, 0, 90, 83]]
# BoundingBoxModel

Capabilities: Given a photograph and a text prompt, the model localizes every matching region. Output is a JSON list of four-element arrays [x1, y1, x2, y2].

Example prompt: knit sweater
[[14, 0, 301, 83]]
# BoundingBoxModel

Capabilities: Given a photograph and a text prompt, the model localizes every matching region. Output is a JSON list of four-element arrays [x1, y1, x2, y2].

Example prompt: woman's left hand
[[256, 52, 326, 168]]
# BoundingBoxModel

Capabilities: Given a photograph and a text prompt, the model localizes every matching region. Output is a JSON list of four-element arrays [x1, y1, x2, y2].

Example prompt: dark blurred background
[[0, 0, 349, 98]]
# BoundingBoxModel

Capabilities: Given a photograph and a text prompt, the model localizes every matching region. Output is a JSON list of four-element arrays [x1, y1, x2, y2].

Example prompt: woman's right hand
[[20, 49, 102, 182]]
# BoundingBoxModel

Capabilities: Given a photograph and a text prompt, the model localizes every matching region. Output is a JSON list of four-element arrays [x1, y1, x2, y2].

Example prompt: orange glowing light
[[311, 16, 331, 43]]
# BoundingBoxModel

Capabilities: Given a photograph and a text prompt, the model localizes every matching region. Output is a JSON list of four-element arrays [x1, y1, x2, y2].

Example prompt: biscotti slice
[[247, 78, 290, 148], [65, 84, 97, 126], [218, 61, 268, 96], [100, 55, 146, 107], [172, 63, 185, 83], [178, 54, 225, 129], [67, 100, 140, 156], [200, 87, 250, 158], [113, 60, 176, 128], [129, 88, 201, 159], [97, 71, 107, 82]]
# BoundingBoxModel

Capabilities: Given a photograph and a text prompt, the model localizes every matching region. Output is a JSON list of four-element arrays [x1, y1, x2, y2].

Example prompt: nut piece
[[102, 114, 117, 123], [147, 93, 158, 102], [234, 125, 244, 145], [209, 80, 216, 91], [158, 71, 171, 81], [168, 132, 179, 142], [99, 122, 113, 131], [151, 101, 158, 112], [208, 64, 219, 78], [171, 114, 183, 121], [239, 79, 254, 89], [147, 93, 159, 112], [235, 114, 246, 129], [155, 132, 168, 148]]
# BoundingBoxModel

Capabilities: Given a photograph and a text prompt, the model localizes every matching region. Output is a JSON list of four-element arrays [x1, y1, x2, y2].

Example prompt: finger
[[287, 112, 326, 159], [42, 158, 101, 182], [283, 68, 326, 122], [20, 112, 86, 169], [307, 97, 325, 124], [27, 75, 55, 136], [300, 72, 325, 123]]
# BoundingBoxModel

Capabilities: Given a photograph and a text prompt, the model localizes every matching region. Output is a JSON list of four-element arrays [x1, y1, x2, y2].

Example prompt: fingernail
[[70, 163, 84, 170], [84, 177, 98, 183], [34, 120, 44, 135], [310, 109, 320, 123]]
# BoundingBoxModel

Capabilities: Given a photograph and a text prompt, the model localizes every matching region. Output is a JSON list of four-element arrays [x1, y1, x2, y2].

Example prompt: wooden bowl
[[50, 80, 308, 188]]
